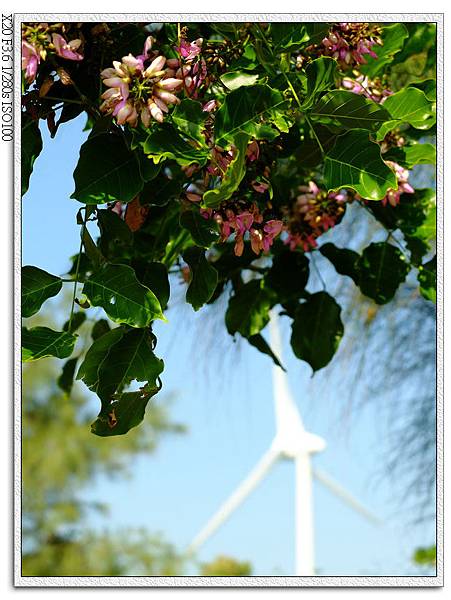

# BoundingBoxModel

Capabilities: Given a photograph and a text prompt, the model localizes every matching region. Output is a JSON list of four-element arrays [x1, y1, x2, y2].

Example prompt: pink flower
[[178, 38, 203, 61], [246, 140, 260, 162], [202, 99, 217, 112], [22, 40, 40, 83], [52, 33, 83, 61]]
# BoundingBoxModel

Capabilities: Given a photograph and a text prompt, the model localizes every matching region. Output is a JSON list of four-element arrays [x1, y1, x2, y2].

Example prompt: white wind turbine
[[187, 310, 380, 576]]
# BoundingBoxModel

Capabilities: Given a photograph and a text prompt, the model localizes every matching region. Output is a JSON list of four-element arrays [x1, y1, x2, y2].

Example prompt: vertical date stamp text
[[1, 14, 13, 142]]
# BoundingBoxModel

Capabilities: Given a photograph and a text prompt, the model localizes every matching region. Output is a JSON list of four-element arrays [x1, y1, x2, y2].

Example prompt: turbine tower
[[188, 310, 379, 575]]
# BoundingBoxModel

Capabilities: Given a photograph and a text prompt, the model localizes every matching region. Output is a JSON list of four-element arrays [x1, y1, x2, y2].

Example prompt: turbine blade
[[313, 467, 381, 525], [187, 447, 280, 553]]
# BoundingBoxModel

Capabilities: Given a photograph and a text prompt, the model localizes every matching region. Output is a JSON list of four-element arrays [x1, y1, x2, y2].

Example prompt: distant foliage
[[21, 21, 436, 436]]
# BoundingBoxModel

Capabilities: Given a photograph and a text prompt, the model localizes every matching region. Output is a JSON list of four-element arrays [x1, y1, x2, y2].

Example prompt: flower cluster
[[319, 23, 381, 69], [284, 182, 348, 252], [100, 36, 183, 126], [21, 23, 83, 84], [166, 38, 208, 98], [201, 201, 283, 257], [381, 161, 414, 207], [341, 74, 392, 103]]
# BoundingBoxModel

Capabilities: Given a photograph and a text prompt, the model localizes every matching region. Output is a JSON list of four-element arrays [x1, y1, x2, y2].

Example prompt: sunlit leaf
[[22, 266, 62, 318], [22, 327, 77, 362], [310, 90, 390, 131]]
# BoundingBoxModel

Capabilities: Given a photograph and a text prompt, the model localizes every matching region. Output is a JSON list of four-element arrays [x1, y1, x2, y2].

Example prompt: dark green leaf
[[63, 311, 87, 334], [319, 243, 360, 284], [183, 246, 218, 311], [225, 279, 274, 338], [290, 292, 343, 372], [171, 99, 208, 144], [270, 23, 310, 51], [310, 90, 390, 131], [180, 210, 219, 248], [133, 261, 170, 310], [202, 132, 250, 208], [96, 328, 164, 400], [22, 266, 62, 318], [91, 319, 111, 341], [77, 327, 125, 393], [22, 327, 77, 362], [418, 256, 436, 303], [57, 357, 79, 395], [143, 123, 209, 167], [265, 250, 309, 301], [83, 263, 165, 327], [214, 84, 290, 145], [91, 387, 160, 437], [97, 208, 133, 256], [21, 114, 43, 196], [358, 242, 409, 304], [301, 57, 338, 110], [247, 333, 286, 371], [71, 132, 142, 204], [324, 129, 397, 200]]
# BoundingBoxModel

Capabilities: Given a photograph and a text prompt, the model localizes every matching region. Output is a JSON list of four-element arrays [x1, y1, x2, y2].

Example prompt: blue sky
[[22, 114, 436, 577]]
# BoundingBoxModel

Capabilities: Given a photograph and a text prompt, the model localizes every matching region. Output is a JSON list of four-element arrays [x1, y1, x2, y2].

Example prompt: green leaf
[[63, 311, 87, 334], [22, 266, 62, 318], [172, 99, 209, 144], [97, 208, 133, 256], [96, 328, 164, 400], [376, 87, 436, 140], [143, 123, 209, 167], [270, 23, 310, 51], [301, 57, 338, 110], [91, 387, 160, 437], [183, 246, 218, 311], [225, 279, 274, 338], [290, 292, 344, 372], [91, 318, 111, 341], [319, 243, 360, 285], [22, 327, 77, 362], [57, 357, 79, 395], [180, 210, 219, 248], [214, 84, 290, 146], [77, 327, 125, 394], [418, 256, 436, 303], [265, 250, 309, 302], [360, 23, 409, 78], [22, 114, 43, 196], [247, 333, 286, 371], [83, 263, 165, 328], [202, 133, 250, 208], [324, 130, 397, 200], [310, 90, 390, 131], [71, 133, 142, 204], [383, 143, 436, 168], [133, 261, 170, 311], [357, 242, 409, 304], [220, 71, 260, 91]]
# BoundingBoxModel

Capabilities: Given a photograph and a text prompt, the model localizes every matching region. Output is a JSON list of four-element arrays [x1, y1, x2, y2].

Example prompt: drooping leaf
[[376, 87, 436, 140], [180, 210, 219, 248], [97, 208, 133, 255], [22, 327, 77, 362], [265, 250, 309, 301], [225, 279, 274, 338], [310, 90, 390, 131], [83, 263, 165, 327], [143, 123, 209, 167], [214, 84, 290, 145], [91, 386, 160, 437], [96, 328, 164, 400], [290, 292, 344, 372], [183, 246, 218, 311], [133, 261, 170, 310], [418, 255, 436, 303], [360, 23, 409, 78], [57, 357, 79, 395], [71, 132, 142, 204], [21, 114, 43, 196], [301, 57, 338, 110], [357, 242, 409, 304], [172, 98, 209, 144], [324, 129, 397, 200], [247, 333, 286, 371], [202, 132, 250, 208], [319, 243, 360, 285], [22, 266, 62, 318], [77, 327, 125, 393]]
